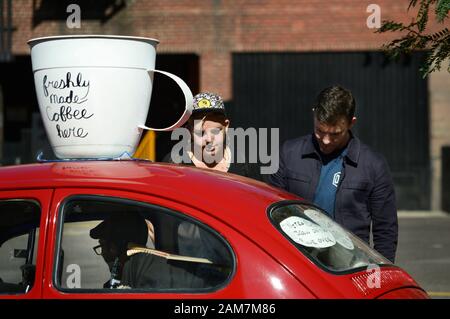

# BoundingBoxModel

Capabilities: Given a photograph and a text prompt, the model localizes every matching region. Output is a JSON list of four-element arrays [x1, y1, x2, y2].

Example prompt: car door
[[43, 188, 312, 299], [0, 189, 53, 299]]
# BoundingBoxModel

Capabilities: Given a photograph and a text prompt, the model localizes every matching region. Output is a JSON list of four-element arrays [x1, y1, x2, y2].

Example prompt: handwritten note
[[280, 216, 336, 248], [304, 209, 354, 250], [42, 72, 93, 139]]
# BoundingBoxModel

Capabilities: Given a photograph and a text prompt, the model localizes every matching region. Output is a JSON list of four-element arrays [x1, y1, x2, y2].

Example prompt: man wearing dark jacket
[[268, 86, 398, 262]]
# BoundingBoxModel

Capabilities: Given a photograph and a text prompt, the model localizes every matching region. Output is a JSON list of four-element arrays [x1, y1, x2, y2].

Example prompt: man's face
[[98, 238, 118, 264], [314, 116, 356, 155], [192, 118, 229, 163]]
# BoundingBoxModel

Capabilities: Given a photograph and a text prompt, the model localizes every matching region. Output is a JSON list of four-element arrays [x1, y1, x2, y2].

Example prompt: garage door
[[231, 52, 429, 210]]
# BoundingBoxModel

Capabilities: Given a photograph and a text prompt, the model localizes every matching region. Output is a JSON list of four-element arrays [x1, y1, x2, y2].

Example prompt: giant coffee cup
[[28, 35, 193, 159]]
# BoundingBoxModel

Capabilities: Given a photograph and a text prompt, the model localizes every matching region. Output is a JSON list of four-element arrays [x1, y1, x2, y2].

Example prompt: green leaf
[[408, 0, 420, 10], [430, 28, 449, 40], [417, 0, 432, 32], [379, 0, 450, 75], [435, 0, 450, 22], [377, 21, 405, 33]]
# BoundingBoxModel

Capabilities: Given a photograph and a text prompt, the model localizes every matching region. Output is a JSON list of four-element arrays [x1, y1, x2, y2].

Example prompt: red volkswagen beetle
[[0, 160, 428, 299]]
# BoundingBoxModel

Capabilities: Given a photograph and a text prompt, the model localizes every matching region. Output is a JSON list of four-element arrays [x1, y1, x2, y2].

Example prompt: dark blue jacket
[[269, 133, 398, 262]]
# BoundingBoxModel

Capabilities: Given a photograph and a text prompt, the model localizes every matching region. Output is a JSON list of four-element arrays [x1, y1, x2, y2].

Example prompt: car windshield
[[269, 202, 391, 273]]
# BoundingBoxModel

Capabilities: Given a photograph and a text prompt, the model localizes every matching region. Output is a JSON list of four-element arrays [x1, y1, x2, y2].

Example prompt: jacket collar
[[302, 131, 361, 166]]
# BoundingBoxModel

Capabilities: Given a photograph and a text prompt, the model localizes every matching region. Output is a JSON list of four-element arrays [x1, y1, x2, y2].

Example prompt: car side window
[[0, 200, 40, 295], [56, 196, 234, 292]]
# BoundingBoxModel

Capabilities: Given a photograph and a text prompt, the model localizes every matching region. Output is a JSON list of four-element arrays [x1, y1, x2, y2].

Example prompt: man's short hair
[[313, 86, 356, 124]]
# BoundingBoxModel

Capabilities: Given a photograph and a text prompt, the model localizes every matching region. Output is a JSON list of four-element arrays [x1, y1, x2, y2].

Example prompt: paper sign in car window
[[304, 209, 354, 250], [280, 216, 336, 248]]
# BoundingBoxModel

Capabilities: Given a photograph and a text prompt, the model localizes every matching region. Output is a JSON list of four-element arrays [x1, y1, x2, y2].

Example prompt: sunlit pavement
[[396, 211, 450, 299]]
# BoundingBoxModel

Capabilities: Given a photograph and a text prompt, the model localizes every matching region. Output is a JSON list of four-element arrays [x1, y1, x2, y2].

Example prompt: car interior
[[57, 196, 234, 292], [0, 200, 40, 294]]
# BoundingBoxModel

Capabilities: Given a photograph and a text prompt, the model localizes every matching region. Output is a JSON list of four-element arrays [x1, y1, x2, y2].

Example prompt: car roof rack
[[35, 152, 153, 163]]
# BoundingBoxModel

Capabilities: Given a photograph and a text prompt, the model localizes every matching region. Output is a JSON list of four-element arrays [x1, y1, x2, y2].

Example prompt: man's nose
[[204, 132, 214, 143], [322, 134, 331, 145]]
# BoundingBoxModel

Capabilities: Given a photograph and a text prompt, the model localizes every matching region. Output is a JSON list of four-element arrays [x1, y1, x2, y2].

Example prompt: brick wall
[[8, 0, 450, 209], [12, 0, 441, 98], [430, 62, 450, 211]]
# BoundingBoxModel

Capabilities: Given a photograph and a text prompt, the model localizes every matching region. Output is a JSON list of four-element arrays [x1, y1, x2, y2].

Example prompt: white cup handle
[[138, 69, 193, 131]]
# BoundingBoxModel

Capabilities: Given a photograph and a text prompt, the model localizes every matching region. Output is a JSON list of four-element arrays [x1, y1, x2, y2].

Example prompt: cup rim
[[27, 34, 160, 47]]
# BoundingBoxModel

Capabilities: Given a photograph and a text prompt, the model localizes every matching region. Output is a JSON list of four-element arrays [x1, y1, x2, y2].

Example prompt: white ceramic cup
[[28, 35, 193, 159]]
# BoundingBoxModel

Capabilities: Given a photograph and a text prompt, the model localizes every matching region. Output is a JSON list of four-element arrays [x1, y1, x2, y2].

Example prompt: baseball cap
[[90, 213, 148, 246], [192, 92, 226, 116]]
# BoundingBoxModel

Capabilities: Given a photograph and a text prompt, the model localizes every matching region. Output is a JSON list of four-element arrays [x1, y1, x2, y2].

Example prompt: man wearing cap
[[90, 212, 148, 288], [164, 92, 263, 181], [164, 92, 264, 270], [91, 213, 205, 289]]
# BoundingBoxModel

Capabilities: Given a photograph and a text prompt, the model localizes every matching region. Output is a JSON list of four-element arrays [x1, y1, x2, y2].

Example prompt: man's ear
[[224, 119, 230, 133], [349, 116, 357, 129]]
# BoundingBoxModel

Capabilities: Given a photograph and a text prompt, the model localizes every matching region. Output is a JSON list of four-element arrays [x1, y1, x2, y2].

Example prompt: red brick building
[[1, 0, 449, 211]]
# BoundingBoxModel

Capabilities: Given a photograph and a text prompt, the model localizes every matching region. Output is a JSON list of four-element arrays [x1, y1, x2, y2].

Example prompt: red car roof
[[0, 160, 305, 273], [0, 160, 299, 227]]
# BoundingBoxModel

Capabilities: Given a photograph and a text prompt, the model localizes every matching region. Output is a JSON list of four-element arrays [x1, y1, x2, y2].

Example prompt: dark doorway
[[231, 52, 429, 210], [146, 54, 199, 161], [0, 56, 39, 164]]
